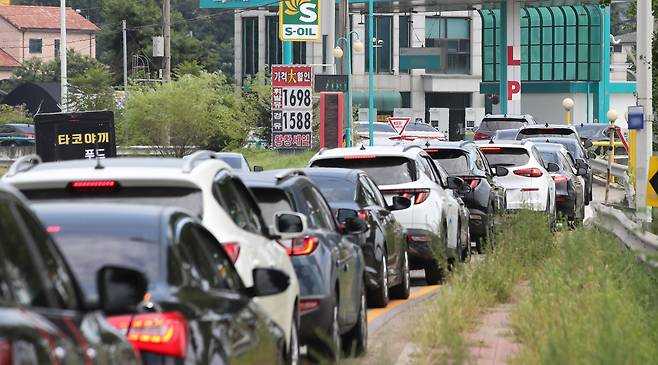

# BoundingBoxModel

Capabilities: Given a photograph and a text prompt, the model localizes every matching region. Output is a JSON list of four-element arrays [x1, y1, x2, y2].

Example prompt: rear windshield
[[494, 129, 519, 140], [32, 209, 160, 303], [251, 188, 294, 226], [575, 125, 607, 139], [311, 157, 417, 186], [480, 147, 530, 167], [479, 119, 526, 131], [216, 156, 243, 169], [405, 123, 437, 132], [23, 187, 204, 217], [356, 123, 396, 133], [517, 128, 577, 140], [539, 151, 561, 166], [307, 176, 356, 202], [425, 150, 470, 175], [13, 125, 34, 133]]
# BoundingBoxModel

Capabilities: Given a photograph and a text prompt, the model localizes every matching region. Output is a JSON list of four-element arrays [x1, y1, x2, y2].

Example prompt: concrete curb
[[368, 286, 442, 333]]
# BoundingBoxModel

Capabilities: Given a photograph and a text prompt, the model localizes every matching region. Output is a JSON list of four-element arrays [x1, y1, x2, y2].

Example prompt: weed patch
[[235, 148, 316, 170]]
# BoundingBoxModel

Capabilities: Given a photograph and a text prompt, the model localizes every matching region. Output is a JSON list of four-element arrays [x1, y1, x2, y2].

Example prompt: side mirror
[[494, 166, 509, 177], [97, 266, 148, 315], [246, 268, 290, 297], [335, 209, 369, 234], [577, 167, 588, 176], [447, 176, 471, 194], [546, 162, 560, 173], [583, 139, 593, 149], [270, 212, 307, 240], [389, 196, 411, 211], [575, 159, 587, 169], [253, 165, 264, 172]]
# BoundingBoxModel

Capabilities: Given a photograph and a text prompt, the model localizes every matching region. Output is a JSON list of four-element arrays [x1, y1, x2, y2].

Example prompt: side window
[[0, 202, 49, 308], [356, 182, 369, 206], [15, 205, 79, 309], [363, 176, 387, 207], [359, 176, 378, 206], [191, 225, 243, 291], [561, 153, 576, 173], [214, 176, 261, 234], [532, 148, 545, 167], [176, 222, 219, 291], [417, 158, 436, 182], [423, 156, 446, 187], [300, 186, 332, 230]]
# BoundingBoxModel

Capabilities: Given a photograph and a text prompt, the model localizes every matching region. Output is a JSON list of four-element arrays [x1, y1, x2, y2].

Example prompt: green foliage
[[242, 72, 273, 143], [68, 66, 116, 111], [122, 72, 254, 157], [0, 105, 31, 125], [174, 60, 205, 78], [11, 50, 107, 82]]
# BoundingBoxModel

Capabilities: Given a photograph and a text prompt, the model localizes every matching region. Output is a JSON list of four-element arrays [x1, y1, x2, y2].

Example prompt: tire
[[342, 283, 367, 357], [326, 296, 341, 363], [368, 252, 389, 308], [285, 315, 300, 365], [424, 261, 442, 285], [390, 249, 410, 299]]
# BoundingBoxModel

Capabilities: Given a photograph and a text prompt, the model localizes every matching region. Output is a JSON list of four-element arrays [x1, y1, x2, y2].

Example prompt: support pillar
[[500, 0, 521, 114], [594, 6, 611, 123], [635, 0, 653, 221], [283, 41, 293, 64]]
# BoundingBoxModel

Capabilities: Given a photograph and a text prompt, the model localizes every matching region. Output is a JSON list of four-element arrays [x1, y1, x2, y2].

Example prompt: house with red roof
[[0, 5, 98, 79]]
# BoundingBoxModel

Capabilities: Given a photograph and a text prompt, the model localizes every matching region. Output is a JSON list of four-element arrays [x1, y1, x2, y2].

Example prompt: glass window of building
[[293, 42, 306, 64], [425, 17, 471, 74], [266, 16, 282, 68], [399, 15, 411, 74], [365, 16, 393, 73], [242, 17, 259, 80]]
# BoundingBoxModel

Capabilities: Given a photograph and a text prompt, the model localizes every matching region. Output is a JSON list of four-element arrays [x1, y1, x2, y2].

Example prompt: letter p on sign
[[507, 81, 520, 101]]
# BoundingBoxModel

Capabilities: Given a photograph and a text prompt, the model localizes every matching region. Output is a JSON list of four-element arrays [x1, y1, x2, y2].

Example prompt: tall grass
[[236, 148, 317, 170], [511, 228, 658, 365], [414, 212, 554, 364], [0, 167, 6, 176]]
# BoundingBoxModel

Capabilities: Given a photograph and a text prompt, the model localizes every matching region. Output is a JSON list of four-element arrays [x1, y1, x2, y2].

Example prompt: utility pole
[[122, 20, 128, 95], [635, 0, 653, 221], [336, 0, 347, 74], [163, 0, 171, 81], [59, 0, 68, 111]]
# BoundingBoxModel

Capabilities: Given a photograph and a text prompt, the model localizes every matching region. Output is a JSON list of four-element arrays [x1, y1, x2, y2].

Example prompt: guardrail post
[[605, 109, 618, 203]]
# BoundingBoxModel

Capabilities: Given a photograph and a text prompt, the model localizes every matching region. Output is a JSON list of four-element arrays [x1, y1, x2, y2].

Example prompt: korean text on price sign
[[271, 65, 313, 150]]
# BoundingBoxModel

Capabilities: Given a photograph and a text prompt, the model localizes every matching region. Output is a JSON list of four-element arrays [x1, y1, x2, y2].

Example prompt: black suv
[[0, 123, 35, 146], [32, 201, 289, 365], [303, 167, 411, 308], [422, 141, 508, 253], [0, 183, 142, 365], [239, 169, 367, 362]]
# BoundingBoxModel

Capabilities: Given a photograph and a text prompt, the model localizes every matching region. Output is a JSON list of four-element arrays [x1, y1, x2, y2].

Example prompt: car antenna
[[489, 138, 494, 144], [545, 122, 549, 127], [425, 141, 430, 148], [359, 144, 366, 150]]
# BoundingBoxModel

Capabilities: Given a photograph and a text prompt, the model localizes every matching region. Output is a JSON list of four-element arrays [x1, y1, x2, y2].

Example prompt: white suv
[[477, 141, 557, 223], [308, 146, 468, 284], [3, 152, 302, 363]]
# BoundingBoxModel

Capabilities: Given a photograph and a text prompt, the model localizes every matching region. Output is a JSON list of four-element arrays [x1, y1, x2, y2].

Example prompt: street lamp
[[334, 32, 364, 148], [562, 97, 574, 126]]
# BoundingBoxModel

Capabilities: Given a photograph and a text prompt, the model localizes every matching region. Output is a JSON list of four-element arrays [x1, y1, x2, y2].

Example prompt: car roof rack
[[275, 169, 306, 181], [182, 150, 218, 173], [6, 154, 42, 177]]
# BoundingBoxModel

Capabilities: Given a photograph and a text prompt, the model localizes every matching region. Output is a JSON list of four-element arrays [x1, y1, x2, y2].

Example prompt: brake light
[[357, 210, 369, 221], [68, 180, 119, 193], [462, 177, 481, 189], [424, 149, 439, 152], [382, 188, 430, 204], [521, 188, 539, 192], [299, 300, 321, 314], [344, 155, 377, 160], [0, 339, 11, 365], [408, 234, 431, 243], [514, 168, 543, 177], [480, 147, 501, 152], [23, 134, 34, 138], [106, 312, 188, 358], [283, 236, 319, 256], [46, 225, 61, 233], [552, 175, 568, 184], [474, 131, 490, 140], [222, 242, 240, 263]]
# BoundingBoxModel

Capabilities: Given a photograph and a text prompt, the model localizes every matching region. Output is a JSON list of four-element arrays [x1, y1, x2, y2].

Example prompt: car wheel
[[390, 249, 410, 299], [424, 260, 442, 285], [286, 315, 300, 365], [342, 283, 367, 356], [368, 252, 389, 308], [326, 297, 341, 363]]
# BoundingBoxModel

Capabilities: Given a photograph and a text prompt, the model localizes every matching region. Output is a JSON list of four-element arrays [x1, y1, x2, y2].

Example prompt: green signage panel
[[399, 48, 441, 70], [315, 75, 348, 92], [279, 0, 320, 41]]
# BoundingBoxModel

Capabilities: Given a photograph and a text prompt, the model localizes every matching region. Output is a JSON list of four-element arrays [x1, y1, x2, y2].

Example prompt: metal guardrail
[[590, 202, 658, 268], [589, 157, 634, 207]]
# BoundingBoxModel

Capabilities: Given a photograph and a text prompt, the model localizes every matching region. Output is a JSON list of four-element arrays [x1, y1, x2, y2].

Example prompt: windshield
[[480, 147, 530, 167], [539, 151, 561, 166], [356, 123, 396, 133], [405, 123, 438, 132], [216, 156, 243, 169], [307, 176, 356, 202], [575, 125, 607, 139], [23, 187, 204, 217], [517, 128, 578, 140], [250, 188, 294, 226], [311, 157, 417, 186], [425, 150, 470, 175], [494, 129, 519, 140], [32, 208, 160, 303], [13, 125, 35, 133], [479, 119, 526, 131]]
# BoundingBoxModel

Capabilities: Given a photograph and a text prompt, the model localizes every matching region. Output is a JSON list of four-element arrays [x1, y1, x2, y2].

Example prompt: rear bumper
[[467, 208, 488, 238], [556, 194, 576, 216], [505, 189, 547, 211], [298, 294, 334, 349], [406, 228, 441, 268]]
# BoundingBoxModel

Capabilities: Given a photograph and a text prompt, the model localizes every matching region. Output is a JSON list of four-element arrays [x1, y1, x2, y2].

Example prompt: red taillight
[[474, 131, 490, 140], [462, 177, 481, 189], [68, 180, 119, 193], [222, 242, 240, 263], [107, 312, 188, 359], [357, 210, 369, 221], [383, 188, 430, 204], [344, 155, 377, 160], [0, 339, 11, 365], [23, 134, 34, 138], [521, 188, 540, 192], [480, 147, 501, 152], [551, 175, 568, 184], [408, 234, 431, 243], [281, 236, 319, 256], [514, 168, 543, 178], [299, 299, 321, 314], [46, 225, 61, 233]]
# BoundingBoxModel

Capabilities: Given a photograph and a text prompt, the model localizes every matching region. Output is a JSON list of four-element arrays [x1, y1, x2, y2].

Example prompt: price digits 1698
[[283, 112, 312, 130], [283, 89, 312, 107]]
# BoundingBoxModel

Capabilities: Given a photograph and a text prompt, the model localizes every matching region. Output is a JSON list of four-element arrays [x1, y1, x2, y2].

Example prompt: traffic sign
[[279, 0, 320, 41], [627, 106, 644, 130], [647, 156, 658, 207], [271, 65, 313, 150], [388, 117, 410, 135]]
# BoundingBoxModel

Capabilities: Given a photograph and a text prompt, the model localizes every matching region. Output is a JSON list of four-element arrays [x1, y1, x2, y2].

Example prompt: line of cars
[[0, 115, 595, 364]]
